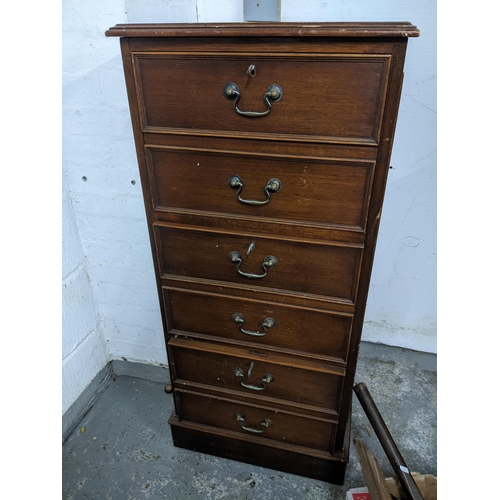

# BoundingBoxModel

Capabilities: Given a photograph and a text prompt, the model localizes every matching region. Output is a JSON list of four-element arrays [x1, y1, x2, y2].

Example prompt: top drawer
[[133, 53, 390, 144]]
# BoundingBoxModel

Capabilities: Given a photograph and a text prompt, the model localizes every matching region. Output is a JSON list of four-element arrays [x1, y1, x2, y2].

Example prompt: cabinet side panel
[[333, 38, 408, 450], [119, 37, 176, 407]]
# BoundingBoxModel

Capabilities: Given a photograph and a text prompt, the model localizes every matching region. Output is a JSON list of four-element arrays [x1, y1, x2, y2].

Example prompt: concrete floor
[[62, 342, 436, 499]]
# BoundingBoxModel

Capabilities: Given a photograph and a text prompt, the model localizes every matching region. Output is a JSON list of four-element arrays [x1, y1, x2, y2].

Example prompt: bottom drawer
[[176, 388, 337, 452]]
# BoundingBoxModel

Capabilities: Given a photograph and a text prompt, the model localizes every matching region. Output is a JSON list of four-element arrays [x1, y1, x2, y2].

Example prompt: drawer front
[[168, 339, 344, 411], [156, 225, 362, 302], [134, 54, 389, 143], [147, 147, 374, 230], [164, 287, 352, 361], [176, 389, 337, 452]]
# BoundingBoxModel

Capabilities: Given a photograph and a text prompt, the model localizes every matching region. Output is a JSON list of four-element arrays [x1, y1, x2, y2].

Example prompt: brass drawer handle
[[223, 82, 283, 117], [235, 413, 272, 434], [233, 364, 274, 391], [229, 251, 277, 279], [232, 312, 276, 337], [228, 175, 282, 206]]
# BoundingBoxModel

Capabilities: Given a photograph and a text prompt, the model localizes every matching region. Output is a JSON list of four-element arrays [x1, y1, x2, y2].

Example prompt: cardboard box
[[346, 487, 371, 500], [346, 473, 437, 500]]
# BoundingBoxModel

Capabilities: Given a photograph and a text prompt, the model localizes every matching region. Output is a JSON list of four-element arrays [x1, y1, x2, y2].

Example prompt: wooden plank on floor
[[353, 437, 393, 500]]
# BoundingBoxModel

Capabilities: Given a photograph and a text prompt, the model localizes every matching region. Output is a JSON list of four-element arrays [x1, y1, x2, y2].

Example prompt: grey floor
[[62, 342, 436, 500]]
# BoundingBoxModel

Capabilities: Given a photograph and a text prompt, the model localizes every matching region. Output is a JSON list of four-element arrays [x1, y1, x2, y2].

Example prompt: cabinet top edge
[[105, 22, 420, 38]]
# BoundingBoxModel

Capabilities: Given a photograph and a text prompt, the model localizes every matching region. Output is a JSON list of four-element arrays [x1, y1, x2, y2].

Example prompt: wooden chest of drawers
[[106, 22, 419, 485]]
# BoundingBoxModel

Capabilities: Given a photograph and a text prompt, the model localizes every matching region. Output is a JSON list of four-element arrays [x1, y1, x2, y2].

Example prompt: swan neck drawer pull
[[223, 82, 283, 117], [232, 312, 276, 337], [233, 365, 274, 391], [235, 413, 272, 434], [228, 175, 282, 206], [228, 251, 277, 279]]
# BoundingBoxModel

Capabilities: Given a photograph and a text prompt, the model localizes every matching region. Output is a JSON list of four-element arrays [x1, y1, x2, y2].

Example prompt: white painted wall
[[281, 3, 437, 354], [62, 0, 127, 413], [62, 0, 436, 408], [62, 173, 108, 414], [124, 0, 243, 23]]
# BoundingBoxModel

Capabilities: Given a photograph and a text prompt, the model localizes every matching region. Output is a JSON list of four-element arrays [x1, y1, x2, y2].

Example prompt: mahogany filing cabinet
[[105, 22, 419, 485]]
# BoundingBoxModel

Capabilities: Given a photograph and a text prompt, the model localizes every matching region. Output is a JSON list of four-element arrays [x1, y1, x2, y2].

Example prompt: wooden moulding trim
[[174, 385, 339, 421], [153, 207, 366, 234], [143, 143, 377, 165], [129, 38, 396, 58], [143, 126, 379, 147], [105, 22, 420, 38], [142, 133, 379, 162], [168, 414, 349, 461], [134, 51, 391, 58], [154, 213, 366, 245], [160, 274, 356, 309], [162, 284, 354, 318], [169, 337, 347, 376], [152, 220, 365, 249], [160, 278, 356, 314], [170, 330, 348, 367]]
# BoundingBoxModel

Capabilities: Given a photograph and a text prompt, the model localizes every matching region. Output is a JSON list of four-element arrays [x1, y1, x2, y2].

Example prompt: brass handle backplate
[[223, 82, 283, 117]]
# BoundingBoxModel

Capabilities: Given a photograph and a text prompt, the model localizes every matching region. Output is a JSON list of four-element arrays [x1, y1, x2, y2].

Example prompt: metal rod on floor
[[353, 382, 425, 500]]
